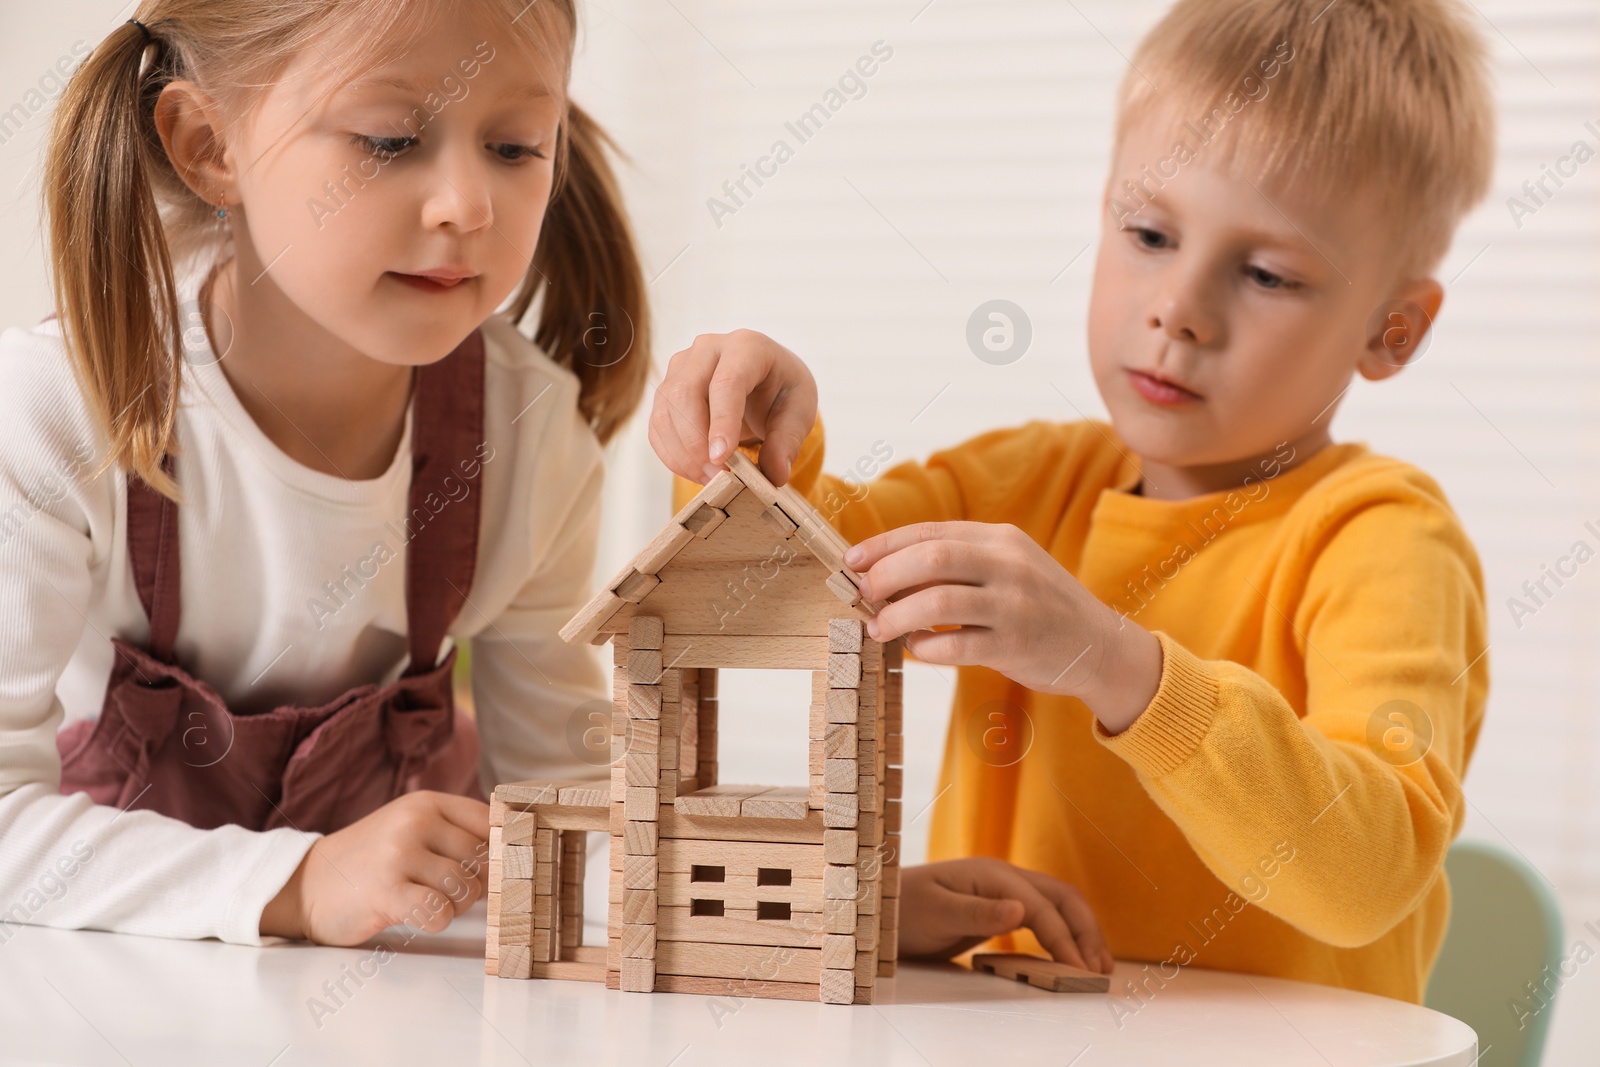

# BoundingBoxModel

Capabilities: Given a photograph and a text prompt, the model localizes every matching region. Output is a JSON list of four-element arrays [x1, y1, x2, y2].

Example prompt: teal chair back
[[1425, 839, 1566, 1067]]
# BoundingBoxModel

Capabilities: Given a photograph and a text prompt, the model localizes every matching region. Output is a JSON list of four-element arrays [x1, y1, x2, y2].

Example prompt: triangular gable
[[560, 452, 883, 645]]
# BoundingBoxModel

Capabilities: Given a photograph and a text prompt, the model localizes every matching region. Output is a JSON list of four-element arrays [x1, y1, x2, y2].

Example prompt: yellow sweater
[[674, 419, 1487, 1004]]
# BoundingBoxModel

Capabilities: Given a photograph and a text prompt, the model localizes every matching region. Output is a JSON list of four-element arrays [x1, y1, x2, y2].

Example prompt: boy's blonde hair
[[45, 1, 651, 502], [1115, 0, 1495, 280]]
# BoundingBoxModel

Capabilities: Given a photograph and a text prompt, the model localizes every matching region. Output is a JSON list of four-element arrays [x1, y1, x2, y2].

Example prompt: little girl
[[0, 0, 648, 947]]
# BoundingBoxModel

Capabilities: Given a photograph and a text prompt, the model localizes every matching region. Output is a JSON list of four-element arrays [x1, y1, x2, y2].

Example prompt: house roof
[[559, 451, 885, 645]]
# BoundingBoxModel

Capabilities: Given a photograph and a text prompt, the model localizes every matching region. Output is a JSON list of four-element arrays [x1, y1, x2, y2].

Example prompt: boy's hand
[[647, 330, 818, 486], [899, 858, 1114, 974], [847, 522, 1164, 734], [259, 791, 490, 945]]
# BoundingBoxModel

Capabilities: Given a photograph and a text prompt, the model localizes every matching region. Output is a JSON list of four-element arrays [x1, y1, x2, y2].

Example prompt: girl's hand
[[647, 330, 818, 486], [259, 791, 490, 945], [898, 858, 1114, 974], [847, 522, 1165, 734]]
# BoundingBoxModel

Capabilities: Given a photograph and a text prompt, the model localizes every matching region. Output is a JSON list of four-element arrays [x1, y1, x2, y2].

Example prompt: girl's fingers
[[424, 820, 491, 874], [430, 793, 491, 839], [407, 851, 483, 918], [900, 627, 994, 667], [754, 382, 817, 487], [705, 347, 767, 467]]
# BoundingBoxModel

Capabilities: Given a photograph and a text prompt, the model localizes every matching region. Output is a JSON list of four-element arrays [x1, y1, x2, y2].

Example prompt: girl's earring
[[215, 196, 231, 223]]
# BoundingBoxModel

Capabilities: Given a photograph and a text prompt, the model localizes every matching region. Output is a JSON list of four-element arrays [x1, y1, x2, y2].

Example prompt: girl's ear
[[153, 81, 236, 209], [1358, 277, 1444, 382]]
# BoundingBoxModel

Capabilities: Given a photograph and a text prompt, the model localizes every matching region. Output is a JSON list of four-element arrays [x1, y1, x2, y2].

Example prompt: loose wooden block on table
[[972, 953, 1111, 993]]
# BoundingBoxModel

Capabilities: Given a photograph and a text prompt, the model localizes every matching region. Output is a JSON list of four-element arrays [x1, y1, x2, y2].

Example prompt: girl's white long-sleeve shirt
[[0, 264, 610, 945]]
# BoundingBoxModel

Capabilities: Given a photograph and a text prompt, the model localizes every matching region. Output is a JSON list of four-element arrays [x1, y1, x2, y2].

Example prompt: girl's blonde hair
[[44, 1, 650, 502]]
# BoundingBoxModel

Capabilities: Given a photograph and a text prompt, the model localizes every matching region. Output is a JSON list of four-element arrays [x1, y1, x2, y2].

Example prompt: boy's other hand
[[899, 858, 1114, 974], [648, 330, 818, 487], [259, 791, 490, 946], [847, 521, 1164, 734]]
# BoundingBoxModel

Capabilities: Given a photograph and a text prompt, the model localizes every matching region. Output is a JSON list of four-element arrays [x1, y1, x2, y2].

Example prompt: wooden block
[[823, 897, 857, 934], [502, 879, 534, 915], [820, 968, 855, 1004], [824, 723, 858, 759], [855, 948, 876, 987], [824, 865, 858, 900], [885, 766, 903, 798], [616, 570, 660, 604], [825, 759, 859, 794], [534, 828, 556, 863], [629, 649, 663, 684], [825, 689, 858, 724], [501, 811, 535, 847], [883, 799, 901, 834], [499, 944, 533, 979], [625, 750, 659, 787], [620, 957, 656, 992], [821, 934, 856, 970], [661, 809, 828, 844], [881, 896, 899, 932], [885, 732, 904, 764], [623, 854, 659, 890], [761, 503, 798, 537], [503, 845, 534, 880], [625, 787, 659, 821], [628, 615, 665, 649], [882, 866, 901, 898], [623, 889, 658, 924], [826, 571, 863, 610], [828, 617, 864, 653], [659, 634, 826, 670], [624, 820, 659, 856], [621, 923, 657, 959], [823, 830, 858, 865], [972, 954, 1110, 993], [857, 774, 879, 811], [490, 795, 508, 828], [531, 928, 553, 961], [684, 503, 728, 537], [656, 940, 822, 984], [740, 786, 809, 820], [498, 912, 532, 944], [532, 894, 554, 926], [497, 781, 563, 806], [697, 668, 718, 698], [877, 957, 897, 978], [627, 684, 662, 720], [827, 653, 861, 689], [823, 792, 859, 829]]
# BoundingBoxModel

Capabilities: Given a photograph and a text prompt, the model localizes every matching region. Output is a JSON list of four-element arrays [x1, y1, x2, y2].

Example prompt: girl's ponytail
[[512, 102, 651, 447], [44, 20, 185, 502]]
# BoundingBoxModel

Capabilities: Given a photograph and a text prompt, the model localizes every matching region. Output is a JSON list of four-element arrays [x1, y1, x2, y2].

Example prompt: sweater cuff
[[218, 828, 319, 946], [1093, 631, 1219, 777]]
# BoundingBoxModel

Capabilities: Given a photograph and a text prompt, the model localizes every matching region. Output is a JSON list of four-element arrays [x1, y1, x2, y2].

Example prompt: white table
[[0, 904, 1477, 1066]]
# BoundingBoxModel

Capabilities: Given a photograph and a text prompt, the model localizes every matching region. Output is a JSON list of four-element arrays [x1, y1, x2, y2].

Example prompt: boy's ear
[[1357, 278, 1444, 382], [153, 81, 237, 209]]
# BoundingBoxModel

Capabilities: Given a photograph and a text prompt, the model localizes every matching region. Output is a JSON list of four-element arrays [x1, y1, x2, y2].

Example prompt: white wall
[[3, 1, 1597, 1060]]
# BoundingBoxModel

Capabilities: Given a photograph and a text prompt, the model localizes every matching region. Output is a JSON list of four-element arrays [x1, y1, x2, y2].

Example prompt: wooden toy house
[[484, 453, 905, 1004]]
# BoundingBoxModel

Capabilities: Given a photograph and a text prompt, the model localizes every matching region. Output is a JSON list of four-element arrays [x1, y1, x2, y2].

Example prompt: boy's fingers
[[857, 538, 989, 604], [955, 866, 1090, 971], [948, 890, 1026, 936], [1018, 870, 1113, 973], [869, 587, 989, 643], [845, 520, 997, 572]]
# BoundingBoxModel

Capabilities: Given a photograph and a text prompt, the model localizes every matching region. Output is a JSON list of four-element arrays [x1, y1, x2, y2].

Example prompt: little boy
[[649, 0, 1493, 1004]]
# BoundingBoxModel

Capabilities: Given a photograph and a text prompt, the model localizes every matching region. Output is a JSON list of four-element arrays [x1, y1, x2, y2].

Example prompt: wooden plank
[[741, 785, 809, 820], [684, 503, 728, 537], [659, 810, 826, 845], [556, 782, 610, 808], [658, 872, 824, 911], [656, 940, 822, 984], [650, 973, 820, 1002], [658, 839, 825, 878], [660, 634, 829, 670], [674, 784, 771, 818], [657, 906, 826, 947], [972, 953, 1111, 993], [636, 524, 694, 575], [616, 570, 660, 604]]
